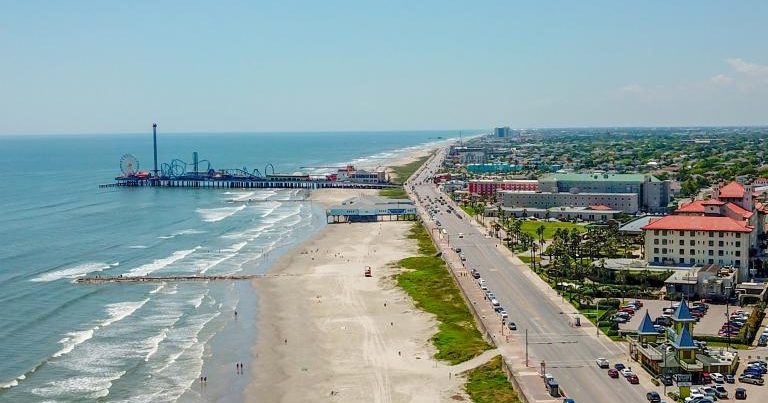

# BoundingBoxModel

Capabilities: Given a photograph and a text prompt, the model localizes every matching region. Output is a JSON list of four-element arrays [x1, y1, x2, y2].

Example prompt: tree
[[536, 224, 546, 247]]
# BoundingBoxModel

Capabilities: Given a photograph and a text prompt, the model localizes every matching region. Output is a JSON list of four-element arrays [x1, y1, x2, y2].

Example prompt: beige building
[[643, 181, 767, 281], [499, 190, 638, 213]]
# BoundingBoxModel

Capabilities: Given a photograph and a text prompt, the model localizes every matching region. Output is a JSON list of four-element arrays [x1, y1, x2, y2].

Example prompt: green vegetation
[[517, 255, 541, 264], [520, 220, 586, 240], [397, 223, 491, 364], [461, 205, 480, 216], [380, 155, 430, 199], [464, 355, 521, 403]]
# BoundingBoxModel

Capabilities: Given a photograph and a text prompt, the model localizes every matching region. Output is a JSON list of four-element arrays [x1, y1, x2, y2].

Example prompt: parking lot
[[618, 298, 752, 337]]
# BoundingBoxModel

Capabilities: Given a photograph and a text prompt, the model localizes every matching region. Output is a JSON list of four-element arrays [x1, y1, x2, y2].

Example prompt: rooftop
[[541, 172, 656, 183], [642, 215, 752, 233], [718, 181, 746, 198]]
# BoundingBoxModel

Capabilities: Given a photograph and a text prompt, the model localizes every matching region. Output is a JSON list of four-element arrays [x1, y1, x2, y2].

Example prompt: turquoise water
[[0, 131, 464, 402]]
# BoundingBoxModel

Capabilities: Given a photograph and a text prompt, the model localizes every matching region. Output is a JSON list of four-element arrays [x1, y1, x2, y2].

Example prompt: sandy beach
[[245, 188, 471, 403]]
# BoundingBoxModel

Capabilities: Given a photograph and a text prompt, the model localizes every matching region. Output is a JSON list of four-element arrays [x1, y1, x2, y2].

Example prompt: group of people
[[235, 362, 245, 375]]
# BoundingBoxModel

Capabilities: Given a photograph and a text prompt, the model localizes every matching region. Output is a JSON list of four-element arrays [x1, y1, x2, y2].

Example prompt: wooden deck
[[74, 273, 293, 284]]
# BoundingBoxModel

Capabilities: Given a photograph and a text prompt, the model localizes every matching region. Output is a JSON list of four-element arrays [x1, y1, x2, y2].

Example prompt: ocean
[[0, 131, 465, 402]]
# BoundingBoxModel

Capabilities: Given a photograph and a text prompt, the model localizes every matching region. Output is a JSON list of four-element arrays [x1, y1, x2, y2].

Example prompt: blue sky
[[1, 1, 767, 134]]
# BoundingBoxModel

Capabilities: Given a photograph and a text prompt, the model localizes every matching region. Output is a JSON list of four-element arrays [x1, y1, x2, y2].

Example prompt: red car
[[627, 374, 639, 384], [608, 368, 619, 378]]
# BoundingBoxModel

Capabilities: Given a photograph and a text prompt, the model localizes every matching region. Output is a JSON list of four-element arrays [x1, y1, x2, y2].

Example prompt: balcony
[[680, 360, 704, 372]]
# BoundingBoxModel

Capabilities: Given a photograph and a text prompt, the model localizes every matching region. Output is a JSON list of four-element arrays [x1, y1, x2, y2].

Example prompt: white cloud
[[619, 83, 645, 94], [710, 74, 733, 85], [726, 58, 768, 76]]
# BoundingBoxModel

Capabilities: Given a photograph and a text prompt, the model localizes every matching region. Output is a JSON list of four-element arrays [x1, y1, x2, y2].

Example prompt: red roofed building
[[644, 180, 766, 281], [468, 179, 538, 197]]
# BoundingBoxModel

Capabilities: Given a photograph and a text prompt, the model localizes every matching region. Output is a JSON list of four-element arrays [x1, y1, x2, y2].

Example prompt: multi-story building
[[642, 181, 767, 281], [499, 190, 638, 213], [539, 173, 671, 213], [494, 126, 510, 137], [469, 179, 538, 197]]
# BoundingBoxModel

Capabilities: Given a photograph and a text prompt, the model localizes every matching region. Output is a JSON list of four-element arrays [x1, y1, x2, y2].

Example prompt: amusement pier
[[101, 124, 396, 190]]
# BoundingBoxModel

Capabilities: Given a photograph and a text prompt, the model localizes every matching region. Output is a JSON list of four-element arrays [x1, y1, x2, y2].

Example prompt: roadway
[[406, 148, 652, 403]]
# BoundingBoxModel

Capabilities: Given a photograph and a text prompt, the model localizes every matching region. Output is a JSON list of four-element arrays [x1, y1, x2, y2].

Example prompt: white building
[[499, 190, 638, 213]]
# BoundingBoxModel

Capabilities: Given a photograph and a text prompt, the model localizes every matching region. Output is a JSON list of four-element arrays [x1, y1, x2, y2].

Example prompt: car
[[459, 253, 466, 261], [596, 358, 610, 368], [646, 391, 661, 402], [684, 394, 704, 403], [507, 322, 517, 330], [735, 387, 747, 400], [738, 374, 765, 385], [562, 399, 575, 403], [608, 368, 619, 378], [725, 374, 735, 383], [659, 374, 673, 386], [500, 310, 509, 319], [627, 374, 639, 384], [621, 368, 634, 378], [711, 372, 724, 383], [613, 316, 629, 323], [458, 232, 464, 238], [480, 285, 489, 292], [614, 363, 626, 371], [714, 385, 727, 399], [454, 247, 462, 253], [702, 372, 711, 384]]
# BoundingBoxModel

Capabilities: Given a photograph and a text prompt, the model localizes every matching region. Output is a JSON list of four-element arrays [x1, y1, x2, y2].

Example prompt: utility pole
[[596, 299, 600, 336], [525, 328, 529, 367]]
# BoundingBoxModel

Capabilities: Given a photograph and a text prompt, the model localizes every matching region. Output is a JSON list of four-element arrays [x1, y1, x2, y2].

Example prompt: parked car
[[614, 363, 626, 371], [608, 368, 619, 378], [701, 372, 711, 384], [595, 358, 609, 369], [659, 374, 673, 386], [725, 374, 735, 384], [711, 372, 724, 383], [684, 393, 705, 403], [738, 374, 765, 385], [714, 385, 727, 399], [507, 322, 517, 331], [500, 310, 509, 320], [646, 391, 661, 402], [621, 368, 634, 378], [735, 387, 747, 399]]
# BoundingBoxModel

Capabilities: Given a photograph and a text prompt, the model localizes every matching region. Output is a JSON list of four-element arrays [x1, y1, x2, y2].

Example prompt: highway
[[407, 148, 652, 402]]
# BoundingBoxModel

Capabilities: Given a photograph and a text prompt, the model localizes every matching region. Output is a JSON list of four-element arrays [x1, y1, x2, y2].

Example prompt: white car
[[500, 310, 508, 319], [458, 232, 464, 238], [621, 368, 634, 378], [710, 372, 724, 383], [684, 394, 704, 403], [595, 358, 609, 368]]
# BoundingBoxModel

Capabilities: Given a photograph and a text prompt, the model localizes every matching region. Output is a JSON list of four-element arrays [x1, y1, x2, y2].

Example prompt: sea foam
[[125, 247, 200, 277], [196, 205, 246, 223], [30, 262, 111, 282]]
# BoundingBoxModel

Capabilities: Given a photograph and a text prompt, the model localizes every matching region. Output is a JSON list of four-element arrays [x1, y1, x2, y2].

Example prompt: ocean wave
[[125, 247, 200, 277], [128, 245, 149, 249], [144, 328, 169, 362], [52, 299, 148, 358], [30, 371, 126, 400], [149, 283, 165, 294], [196, 205, 246, 223], [196, 242, 247, 275], [30, 262, 111, 282]]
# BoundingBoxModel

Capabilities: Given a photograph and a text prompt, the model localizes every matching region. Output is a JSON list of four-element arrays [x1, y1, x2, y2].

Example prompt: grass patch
[[397, 223, 491, 364], [464, 355, 521, 403], [461, 205, 480, 216], [380, 155, 430, 199], [520, 221, 586, 240], [517, 255, 541, 264], [702, 341, 750, 350]]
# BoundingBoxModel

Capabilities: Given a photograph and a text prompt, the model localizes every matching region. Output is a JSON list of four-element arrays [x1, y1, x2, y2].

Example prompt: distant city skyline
[[1, 1, 767, 135]]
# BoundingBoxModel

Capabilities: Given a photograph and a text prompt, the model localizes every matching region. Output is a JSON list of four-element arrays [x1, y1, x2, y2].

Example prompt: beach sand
[[245, 189, 470, 403]]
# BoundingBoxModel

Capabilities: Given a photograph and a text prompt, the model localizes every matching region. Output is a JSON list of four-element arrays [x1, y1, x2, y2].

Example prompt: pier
[[75, 273, 298, 284], [104, 124, 397, 191]]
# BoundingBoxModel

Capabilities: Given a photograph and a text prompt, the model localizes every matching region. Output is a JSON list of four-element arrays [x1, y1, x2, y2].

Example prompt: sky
[[1, 1, 767, 134]]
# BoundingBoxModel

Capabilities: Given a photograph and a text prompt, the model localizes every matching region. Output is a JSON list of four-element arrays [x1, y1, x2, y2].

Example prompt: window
[[690, 249, 695, 255], [719, 241, 724, 247], [736, 241, 741, 247], [708, 258, 714, 264], [679, 231, 685, 236], [662, 230, 668, 236], [679, 257, 685, 263], [662, 239, 668, 245], [708, 240, 714, 247], [679, 239, 684, 246], [679, 249, 685, 255], [735, 259, 741, 267], [689, 231, 696, 237], [662, 248, 668, 254], [708, 250, 714, 256], [735, 250, 741, 257], [709, 232, 714, 237], [654, 239, 659, 245], [654, 230, 659, 236], [654, 257, 660, 263], [654, 247, 659, 253], [690, 240, 695, 246], [718, 250, 724, 256], [690, 258, 696, 264], [719, 232, 724, 238]]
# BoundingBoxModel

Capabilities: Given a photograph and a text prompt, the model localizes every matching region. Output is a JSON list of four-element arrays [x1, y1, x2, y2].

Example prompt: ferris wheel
[[120, 154, 140, 176]]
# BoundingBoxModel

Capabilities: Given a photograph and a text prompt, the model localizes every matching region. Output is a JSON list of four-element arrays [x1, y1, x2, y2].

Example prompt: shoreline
[[244, 143, 469, 402]]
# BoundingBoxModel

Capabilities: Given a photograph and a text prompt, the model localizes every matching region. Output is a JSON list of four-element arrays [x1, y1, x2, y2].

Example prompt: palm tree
[[536, 224, 546, 248]]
